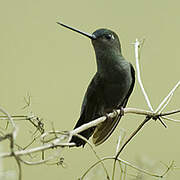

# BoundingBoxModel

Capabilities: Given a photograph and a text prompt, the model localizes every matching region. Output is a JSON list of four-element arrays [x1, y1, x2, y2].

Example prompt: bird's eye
[[105, 34, 112, 40], [104, 34, 114, 40]]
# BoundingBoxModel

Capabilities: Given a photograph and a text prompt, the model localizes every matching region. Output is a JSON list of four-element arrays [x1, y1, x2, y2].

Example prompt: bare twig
[[81, 156, 172, 179], [134, 39, 154, 111], [155, 81, 180, 113], [158, 93, 173, 113], [0, 107, 17, 139], [75, 134, 110, 180], [0, 115, 30, 121], [112, 116, 151, 179], [115, 129, 126, 155], [0, 106, 22, 180], [160, 109, 180, 117], [162, 116, 180, 123], [18, 149, 62, 165], [116, 116, 151, 159], [12, 153, 22, 180], [112, 129, 126, 180]]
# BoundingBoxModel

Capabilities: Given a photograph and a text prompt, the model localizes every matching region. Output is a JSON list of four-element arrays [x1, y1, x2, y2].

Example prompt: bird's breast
[[100, 64, 132, 110]]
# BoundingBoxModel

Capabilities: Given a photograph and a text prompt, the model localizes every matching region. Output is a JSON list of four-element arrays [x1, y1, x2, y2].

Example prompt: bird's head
[[91, 29, 121, 57], [57, 22, 122, 58]]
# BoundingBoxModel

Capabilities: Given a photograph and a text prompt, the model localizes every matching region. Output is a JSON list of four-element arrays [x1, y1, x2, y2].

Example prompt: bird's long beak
[[56, 22, 96, 40]]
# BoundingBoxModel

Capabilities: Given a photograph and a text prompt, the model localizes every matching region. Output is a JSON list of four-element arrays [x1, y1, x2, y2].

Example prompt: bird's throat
[[96, 51, 124, 74]]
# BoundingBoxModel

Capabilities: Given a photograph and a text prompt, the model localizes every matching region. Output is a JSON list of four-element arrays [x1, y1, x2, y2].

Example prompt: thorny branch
[[0, 39, 179, 180], [111, 38, 180, 179], [0, 107, 179, 159]]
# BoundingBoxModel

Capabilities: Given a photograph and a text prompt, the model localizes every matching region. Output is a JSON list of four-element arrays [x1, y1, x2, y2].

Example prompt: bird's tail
[[70, 112, 95, 147], [92, 114, 122, 146], [70, 113, 122, 147]]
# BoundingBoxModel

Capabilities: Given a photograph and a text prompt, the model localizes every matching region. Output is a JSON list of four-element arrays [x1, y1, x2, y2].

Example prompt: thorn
[[158, 117, 168, 128]]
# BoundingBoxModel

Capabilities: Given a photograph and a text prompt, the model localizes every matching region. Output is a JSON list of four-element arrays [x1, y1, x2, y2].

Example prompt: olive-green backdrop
[[0, 0, 180, 179]]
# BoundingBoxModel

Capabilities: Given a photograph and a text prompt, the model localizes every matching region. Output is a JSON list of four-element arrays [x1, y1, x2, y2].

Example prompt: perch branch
[[0, 107, 179, 160]]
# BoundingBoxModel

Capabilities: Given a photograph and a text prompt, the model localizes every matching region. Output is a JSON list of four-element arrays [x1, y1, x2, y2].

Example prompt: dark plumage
[[57, 23, 135, 147]]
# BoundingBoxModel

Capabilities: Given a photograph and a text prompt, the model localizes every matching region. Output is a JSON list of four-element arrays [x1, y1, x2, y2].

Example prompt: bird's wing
[[92, 63, 135, 146], [80, 72, 105, 122], [70, 73, 105, 146]]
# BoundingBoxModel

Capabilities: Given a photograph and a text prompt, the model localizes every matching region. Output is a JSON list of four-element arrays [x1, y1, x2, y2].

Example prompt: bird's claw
[[112, 109, 119, 117]]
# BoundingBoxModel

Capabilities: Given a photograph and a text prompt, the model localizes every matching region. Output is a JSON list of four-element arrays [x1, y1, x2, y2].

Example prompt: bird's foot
[[104, 113, 110, 119], [112, 109, 119, 117], [104, 113, 114, 123]]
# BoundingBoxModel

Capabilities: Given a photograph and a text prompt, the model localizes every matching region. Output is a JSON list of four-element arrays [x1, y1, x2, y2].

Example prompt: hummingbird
[[57, 22, 135, 147]]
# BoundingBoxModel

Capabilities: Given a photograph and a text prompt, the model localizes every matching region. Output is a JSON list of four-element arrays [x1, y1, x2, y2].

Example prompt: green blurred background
[[0, 0, 180, 179]]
